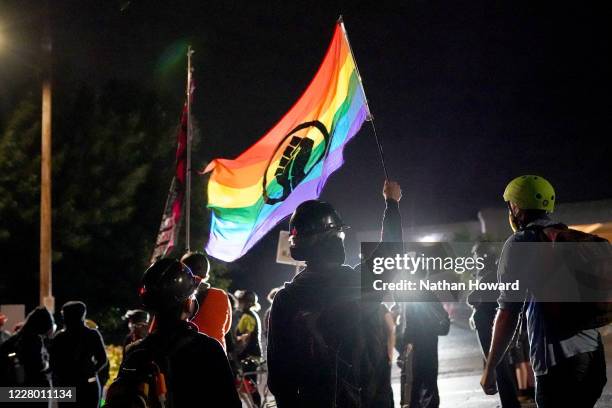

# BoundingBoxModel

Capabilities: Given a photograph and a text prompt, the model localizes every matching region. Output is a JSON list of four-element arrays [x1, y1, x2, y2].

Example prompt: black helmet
[[289, 200, 347, 263], [122, 309, 150, 325], [180, 251, 210, 279], [139, 258, 197, 312], [289, 200, 347, 237]]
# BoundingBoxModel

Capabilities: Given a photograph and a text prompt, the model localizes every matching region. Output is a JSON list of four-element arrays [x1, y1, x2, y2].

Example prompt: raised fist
[[383, 180, 402, 202]]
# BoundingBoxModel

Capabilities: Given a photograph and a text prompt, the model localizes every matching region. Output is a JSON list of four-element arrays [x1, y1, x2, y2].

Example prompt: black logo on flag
[[263, 121, 330, 205]]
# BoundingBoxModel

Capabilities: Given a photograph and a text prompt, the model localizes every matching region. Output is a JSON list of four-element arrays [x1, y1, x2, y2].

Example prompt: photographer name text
[[371, 279, 520, 292]]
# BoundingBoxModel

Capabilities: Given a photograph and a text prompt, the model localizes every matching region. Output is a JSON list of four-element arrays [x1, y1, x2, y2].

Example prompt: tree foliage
[[0, 80, 223, 327]]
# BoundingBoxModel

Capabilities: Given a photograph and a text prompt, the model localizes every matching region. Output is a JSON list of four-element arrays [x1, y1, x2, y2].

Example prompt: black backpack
[[291, 295, 393, 407], [534, 224, 612, 338], [105, 333, 196, 408]]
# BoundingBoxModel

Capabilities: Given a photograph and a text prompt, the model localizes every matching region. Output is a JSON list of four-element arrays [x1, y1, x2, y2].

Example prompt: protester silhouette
[[50, 301, 108, 408], [182, 251, 232, 351], [267, 180, 402, 408], [481, 175, 607, 407], [467, 238, 521, 408], [0, 307, 54, 407]]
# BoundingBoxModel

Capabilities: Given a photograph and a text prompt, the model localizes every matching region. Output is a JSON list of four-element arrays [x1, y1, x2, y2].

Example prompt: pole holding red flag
[[150, 46, 195, 262], [338, 16, 389, 180], [185, 46, 194, 251]]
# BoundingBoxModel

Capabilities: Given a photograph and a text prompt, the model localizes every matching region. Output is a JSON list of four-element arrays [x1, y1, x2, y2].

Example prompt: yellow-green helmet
[[503, 175, 556, 212]]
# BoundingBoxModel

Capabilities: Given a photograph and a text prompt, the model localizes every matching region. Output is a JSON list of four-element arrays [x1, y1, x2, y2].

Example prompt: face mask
[[290, 231, 345, 265], [320, 234, 346, 265]]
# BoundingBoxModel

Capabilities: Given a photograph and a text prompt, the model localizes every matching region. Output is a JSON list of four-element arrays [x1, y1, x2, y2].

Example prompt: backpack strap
[[523, 222, 568, 242], [511, 298, 528, 348]]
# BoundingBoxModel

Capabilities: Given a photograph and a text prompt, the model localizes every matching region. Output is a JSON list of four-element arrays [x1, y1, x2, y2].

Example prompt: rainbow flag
[[205, 21, 369, 262]]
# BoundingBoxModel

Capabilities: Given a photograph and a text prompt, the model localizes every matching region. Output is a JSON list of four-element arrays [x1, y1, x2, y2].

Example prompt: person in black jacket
[[467, 239, 520, 408], [50, 301, 108, 408], [267, 180, 403, 408], [398, 298, 446, 408], [0, 307, 54, 386], [0, 307, 54, 407], [110, 258, 241, 408]]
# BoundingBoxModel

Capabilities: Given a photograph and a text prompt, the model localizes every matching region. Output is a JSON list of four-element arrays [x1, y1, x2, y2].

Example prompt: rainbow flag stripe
[[205, 22, 368, 261]]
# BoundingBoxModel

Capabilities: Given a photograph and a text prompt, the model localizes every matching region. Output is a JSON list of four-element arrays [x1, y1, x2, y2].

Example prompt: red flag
[[151, 81, 195, 262]]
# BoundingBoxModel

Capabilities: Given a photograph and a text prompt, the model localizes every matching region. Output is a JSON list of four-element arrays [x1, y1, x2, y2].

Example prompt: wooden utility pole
[[40, 8, 54, 312]]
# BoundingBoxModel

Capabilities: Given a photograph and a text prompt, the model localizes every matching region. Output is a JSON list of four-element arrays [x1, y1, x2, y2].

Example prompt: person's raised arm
[[358, 181, 403, 303], [381, 180, 403, 243]]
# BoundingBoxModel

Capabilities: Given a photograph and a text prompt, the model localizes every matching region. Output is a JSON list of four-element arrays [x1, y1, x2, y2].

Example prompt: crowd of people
[[0, 176, 608, 408], [0, 302, 107, 407]]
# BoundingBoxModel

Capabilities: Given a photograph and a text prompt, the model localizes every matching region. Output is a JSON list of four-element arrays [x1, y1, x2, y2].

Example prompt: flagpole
[[185, 46, 194, 252], [338, 16, 389, 180]]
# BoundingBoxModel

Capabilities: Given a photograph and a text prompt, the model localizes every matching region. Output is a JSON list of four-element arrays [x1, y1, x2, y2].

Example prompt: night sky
[[2, 1, 610, 294]]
